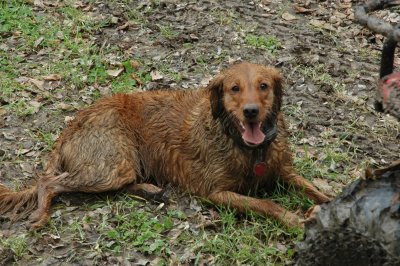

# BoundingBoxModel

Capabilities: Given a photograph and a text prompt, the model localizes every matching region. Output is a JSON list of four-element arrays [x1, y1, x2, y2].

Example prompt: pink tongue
[[242, 122, 265, 145]]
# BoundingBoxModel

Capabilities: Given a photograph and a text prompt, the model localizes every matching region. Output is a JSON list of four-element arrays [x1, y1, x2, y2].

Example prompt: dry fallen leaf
[[34, 36, 44, 48], [276, 242, 287, 253], [150, 70, 163, 81], [16, 149, 32, 156], [3, 132, 16, 140], [189, 33, 199, 41], [33, 0, 45, 8], [293, 5, 314, 14], [29, 78, 44, 90], [312, 178, 335, 197], [58, 102, 74, 110], [43, 74, 62, 81], [0, 108, 7, 117], [0, 43, 9, 51], [282, 12, 297, 21], [196, 254, 215, 266], [167, 228, 183, 241], [29, 100, 41, 113], [98, 86, 111, 96], [135, 259, 151, 266], [130, 60, 140, 70], [25, 150, 40, 157], [106, 68, 124, 77], [116, 22, 131, 31], [64, 116, 75, 124], [72, 0, 86, 8], [110, 16, 119, 24], [131, 73, 143, 85], [189, 198, 202, 212], [310, 19, 336, 32], [200, 75, 213, 87]]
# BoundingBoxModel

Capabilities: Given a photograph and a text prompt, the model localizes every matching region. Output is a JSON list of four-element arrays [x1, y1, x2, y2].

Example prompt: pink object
[[378, 72, 400, 119]]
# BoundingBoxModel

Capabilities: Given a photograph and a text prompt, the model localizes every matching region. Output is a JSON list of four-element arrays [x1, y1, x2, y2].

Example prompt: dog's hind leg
[[29, 172, 69, 228], [29, 161, 138, 229]]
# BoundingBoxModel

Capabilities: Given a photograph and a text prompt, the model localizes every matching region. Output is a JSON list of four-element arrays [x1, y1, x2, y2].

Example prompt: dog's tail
[[0, 183, 38, 220]]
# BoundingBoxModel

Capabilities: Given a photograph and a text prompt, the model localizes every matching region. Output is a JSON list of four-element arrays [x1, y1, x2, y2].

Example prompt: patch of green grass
[[88, 64, 108, 85], [111, 73, 139, 94], [297, 64, 346, 94], [0, 1, 80, 51], [69, 218, 86, 241], [270, 182, 314, 211], [285, 104, 354, 182], [30, 129, 58, 151], [0, 2, 38, 46], [126, 8, 145, 23], [0, 1, 120, 94], [0, 186, 307, 265], [0, 52, 24, 77], [111, 60, 152, 93], [190, 184, 307, 265], [211, 9, 237, 25], [95, 195, 173, 256], [169, 72, 182, 82], [357, 47, 380, 62], [167, 209, 186, 219], [0, 74, 24, 100], [160, 25, 178, 39], [195, 56, 208, 67], [60, 6, 111, 34], [293, 142, 353, 181], [6, 99, 35, 116], [293, 148, 320, 179], [0, 234, 28, 260], [30, 189, 304, 265], [182, 43, 193, 49], [285, 104, 356, 182], [196, 205, 302, 265], [158, 64, 183, 83], [245, 34, 282, 53]]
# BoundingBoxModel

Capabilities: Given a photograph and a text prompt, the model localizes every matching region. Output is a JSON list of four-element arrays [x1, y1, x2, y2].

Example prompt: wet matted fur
[[0, 62, 330, 228]]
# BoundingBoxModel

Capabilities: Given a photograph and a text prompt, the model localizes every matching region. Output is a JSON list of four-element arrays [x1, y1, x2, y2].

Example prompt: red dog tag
[[253, 162, 267, 177]]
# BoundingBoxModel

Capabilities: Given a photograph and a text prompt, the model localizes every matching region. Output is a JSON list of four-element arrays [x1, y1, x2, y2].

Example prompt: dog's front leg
[[207, 191, 302, 227]]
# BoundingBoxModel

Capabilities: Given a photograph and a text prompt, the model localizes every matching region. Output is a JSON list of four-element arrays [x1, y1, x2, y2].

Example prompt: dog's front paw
[[283, 212, 304, 228]]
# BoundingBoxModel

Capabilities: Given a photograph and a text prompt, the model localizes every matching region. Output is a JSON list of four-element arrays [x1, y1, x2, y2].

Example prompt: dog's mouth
[[239, 121, 265, 146]]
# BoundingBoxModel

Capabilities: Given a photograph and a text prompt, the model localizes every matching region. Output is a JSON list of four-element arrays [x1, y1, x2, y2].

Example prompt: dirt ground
[[0, 0, 399, 265]]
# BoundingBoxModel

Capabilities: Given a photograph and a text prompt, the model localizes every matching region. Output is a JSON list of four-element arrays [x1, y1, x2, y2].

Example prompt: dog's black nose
[[243, 104, 259, 118]]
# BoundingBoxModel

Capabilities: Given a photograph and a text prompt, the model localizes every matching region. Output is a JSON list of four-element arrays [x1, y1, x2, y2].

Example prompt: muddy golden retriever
[[0, 62, 329, 228]]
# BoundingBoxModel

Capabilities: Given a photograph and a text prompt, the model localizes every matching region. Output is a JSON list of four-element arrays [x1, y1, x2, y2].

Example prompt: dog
[[0, 62, 330, 228]]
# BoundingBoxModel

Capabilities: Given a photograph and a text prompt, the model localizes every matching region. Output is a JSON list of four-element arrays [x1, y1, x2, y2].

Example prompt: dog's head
[[207, 62, 282, 148]]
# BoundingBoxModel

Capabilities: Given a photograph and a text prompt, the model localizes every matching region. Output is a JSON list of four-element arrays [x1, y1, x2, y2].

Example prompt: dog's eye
[[260, 83, 268, 91], [231, 86, 240, 92]]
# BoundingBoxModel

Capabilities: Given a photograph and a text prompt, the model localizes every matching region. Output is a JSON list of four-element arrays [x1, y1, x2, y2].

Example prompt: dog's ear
[[272, 69, 283, 113], [207, 74, 224, 119]]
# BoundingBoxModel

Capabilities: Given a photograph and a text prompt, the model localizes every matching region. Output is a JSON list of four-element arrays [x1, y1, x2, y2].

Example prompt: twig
[[355, 1, 400, 78], [354, 0, 400, 42]]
